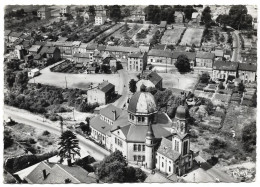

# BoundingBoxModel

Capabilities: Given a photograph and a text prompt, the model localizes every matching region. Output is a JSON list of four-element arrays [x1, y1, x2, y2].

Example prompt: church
[[90, 91, 193, 176]]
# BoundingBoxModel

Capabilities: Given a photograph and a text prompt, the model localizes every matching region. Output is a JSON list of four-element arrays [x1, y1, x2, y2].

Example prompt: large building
[[212, 61, 239, 82], [37, 7, 51, 20], [127, 52, 147, 71], [95, 13, 107, 25], [90, 91, 193, 176], [136, 71, 163, 91]]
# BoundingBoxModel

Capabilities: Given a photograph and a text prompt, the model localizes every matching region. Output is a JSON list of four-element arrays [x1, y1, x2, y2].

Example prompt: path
[[231, 30, 241, 62]]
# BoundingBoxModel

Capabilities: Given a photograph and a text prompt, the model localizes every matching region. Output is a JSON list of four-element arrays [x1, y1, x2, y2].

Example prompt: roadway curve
[[231, 30, 241, 62], [4, 105, 109, 161]]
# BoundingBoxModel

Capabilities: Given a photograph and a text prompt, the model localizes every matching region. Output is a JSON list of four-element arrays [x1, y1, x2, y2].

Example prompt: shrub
[[42, 130, 50, 136]]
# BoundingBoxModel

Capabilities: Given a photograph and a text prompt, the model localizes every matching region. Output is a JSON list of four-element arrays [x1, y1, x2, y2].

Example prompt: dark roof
[[9, 32, 23, 38], [105, 46, 140, 53], [99, 104, 122, 121], [22, 40, 31, 49], [213, 61, 239, 71], [13, 38, 24, 45], [153, 44, 166, 50], [172, 51, 196, 60], [157, 137, 181, 161], [86, 43, 98, 50], [97, 45, 106, 51], [159, 21, 167, 28], [238, 63, 257, 72], [29, 45, 42, 52], [73, 52, 90, 58], [128, 52, 144, 58], [148, 49, 172, 58], [97, 81, 115, 93], [196, 51, 215, 59], [140, 71, 162, 85], [175, 105, 188, 119], [90, 116, 111, 135]]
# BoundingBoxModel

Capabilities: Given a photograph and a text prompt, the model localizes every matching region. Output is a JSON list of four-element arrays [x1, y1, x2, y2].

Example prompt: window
[[138, 145, 141, 151], [156, 158, 157, 164], [162, 162, 164, 168], [183, 141, 188, 155], [175, 140, 179, 152], [142, 156, 145, 161], [142, 145, 145, 151], [134, 144, 137, 151], [142, 117, 145, 122], [138, 117, 141, 122], [169, 166, 171, 172], [134, 155, 137, 161], [115, 138, 117, 144], [138, 155, 141, 161]]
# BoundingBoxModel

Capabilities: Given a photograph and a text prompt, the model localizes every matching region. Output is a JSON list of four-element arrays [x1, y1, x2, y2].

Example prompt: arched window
[[138, 155, 141, 161], [138, 145, 141, 151], [134, 155, 137, 161], [142, 145, 145, 151], [134, 144, 137, 151]]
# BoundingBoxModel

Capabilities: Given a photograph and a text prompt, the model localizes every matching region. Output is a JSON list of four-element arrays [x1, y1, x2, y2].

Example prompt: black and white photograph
[[1, 0, 258, 184]]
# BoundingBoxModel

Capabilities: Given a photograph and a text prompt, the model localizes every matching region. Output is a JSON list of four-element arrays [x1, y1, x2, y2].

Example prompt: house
[[14, 161, 97, 184], [28, 45, 42, 55], [195, 51, 215, 68], [238, 63, 257, 82], [102, 53, 117, 68], [191, 12, 201, 25], [172, 52, 196, 68], [131, 9, 146, 22], [73, 52, 92, 66], [211, 49, 224, 59], [57, 37, 68, 42], [90, 91, 193, 176], [28, 68, 40, 78], [104, 46, 140, 61], [174, 11, 184, 23], [139, 45, 150, 53], [60, 5, 70, 15], [37, 7, 51, 20], [224, 50, 232, 61], [127, 52, 147, 71], [212, 61, 239, 82], [240, 51, 257, 64], [14, 45, 26, 59], [87, 81, 115, 105], [34, 46, 61, 65], [45, 46, 61, 62], [147, 49, 172, 67], [95, 13, 107, 25], [4, 30, 12, 43], [136, 71, 163, 91], [159, 21, 167, 31], [9, 32, 23, 43]]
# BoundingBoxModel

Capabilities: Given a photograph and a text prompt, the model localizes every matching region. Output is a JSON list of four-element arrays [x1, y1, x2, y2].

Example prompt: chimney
[[42, 169, 47, 179], [112, 110, 116, 121]]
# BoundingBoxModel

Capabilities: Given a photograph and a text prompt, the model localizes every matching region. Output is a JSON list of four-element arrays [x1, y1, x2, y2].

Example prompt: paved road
[[113, 69, 129, 108], [231, 30, 241, 62], [4, 105, 109, 161]]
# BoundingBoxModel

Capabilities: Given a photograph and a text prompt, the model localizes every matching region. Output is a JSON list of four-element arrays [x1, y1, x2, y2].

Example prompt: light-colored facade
[[95, 14, 107, 25], [37, 7, 51, 20], [196, 52, 215, 68], [212, 61, 238, 82], [127, 52, 147, 71], [60, 6, 70, 14]]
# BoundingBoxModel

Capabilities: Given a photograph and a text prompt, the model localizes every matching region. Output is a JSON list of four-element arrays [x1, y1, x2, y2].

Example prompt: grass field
[[180, 28, 204, 47], [161, 27, 186, 45]]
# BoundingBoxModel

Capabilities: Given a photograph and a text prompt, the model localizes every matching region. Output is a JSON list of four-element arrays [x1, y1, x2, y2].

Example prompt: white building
[[95, 13, 107, 25]]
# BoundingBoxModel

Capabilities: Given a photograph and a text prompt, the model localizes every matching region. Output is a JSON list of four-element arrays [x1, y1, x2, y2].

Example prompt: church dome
[[128, 92, 157, 114], [175, 105, 188, 119]]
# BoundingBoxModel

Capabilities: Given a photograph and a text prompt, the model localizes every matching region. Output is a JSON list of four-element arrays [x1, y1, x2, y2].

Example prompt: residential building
[[104, 46, 140, 61], [159, 21, 167, 31], [34, 46, 61, 65], [238, 63, 257, 82], [90, 91, 193, 176], [73, 52, 92, 66], [87, 81, 115, 105], [212, 61, 239, 82], [37, 7, 51, 20], [136, 71, 163, 91], [9, 32, 23, 43], [95, 13, 107, 25], [211, 49, 224, 59], [14, 161, 97, 184], [224, 50, 232, 61], [240, 50, 257, 64], [60, 5, 70, 15], [4, 30, 12, 43], [147, 49, 172, 67], [174, 11, 184, 23], [195, 51, 215, 68], [127, 52, 147, 71], [28, 45, 42, 55]]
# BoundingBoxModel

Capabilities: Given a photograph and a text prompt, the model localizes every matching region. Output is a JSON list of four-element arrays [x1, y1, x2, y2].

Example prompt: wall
[[196, 58, 213, 68], [87, 89, 105, 105]]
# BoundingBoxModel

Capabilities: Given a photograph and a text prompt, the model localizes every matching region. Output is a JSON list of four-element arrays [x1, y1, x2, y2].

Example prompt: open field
[[180, 28, 204, 47], [161, 27, 186, 45], [158, 72, 199, 91]]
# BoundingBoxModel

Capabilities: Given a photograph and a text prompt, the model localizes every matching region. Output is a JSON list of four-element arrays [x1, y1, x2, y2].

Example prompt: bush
[[42, 130, 50, 136]]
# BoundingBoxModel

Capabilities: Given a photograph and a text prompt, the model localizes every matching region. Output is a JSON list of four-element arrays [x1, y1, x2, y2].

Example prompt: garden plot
[[180, 27, 204, 47], [161, 27, 186, 45], [127, 24, 143, 38], [133, 24, 158, 43]]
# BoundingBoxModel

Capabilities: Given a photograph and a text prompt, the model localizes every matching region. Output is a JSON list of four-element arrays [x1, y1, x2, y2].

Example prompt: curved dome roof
[[128, 92, 157, 114], [175, 105, 188, 119]]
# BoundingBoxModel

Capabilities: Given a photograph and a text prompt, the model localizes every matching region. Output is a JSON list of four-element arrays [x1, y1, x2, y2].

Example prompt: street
[[231, 30, 241, 62], [4, 105, 109, 161]]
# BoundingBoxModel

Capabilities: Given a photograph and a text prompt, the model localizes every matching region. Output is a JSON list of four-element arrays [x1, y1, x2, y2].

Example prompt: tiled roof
[[213, 61, 239, 71], [148, 49, 172, 58], [157, 137, 180, 161], [97, 81, 115, 93], [128, 52, 144, 58], [172, 51, 196, 60], [196, 51, 215, 59], [86, 43, 98, 50], [29, 45, 42, 52], [99, 104, 122, 121], [238, 63, 257, 72], [90, 116, 111, 135], [97, 45, 106, 51], [105, 46, 140, 53], [73, 52, 90, 58], [140, 71, 162, 85], [5, 30, 12, 36], [73, 41, 81, 47], [9, 32, 23, 38], [153, 44, 166, 50], [174, 11, 184, 17]]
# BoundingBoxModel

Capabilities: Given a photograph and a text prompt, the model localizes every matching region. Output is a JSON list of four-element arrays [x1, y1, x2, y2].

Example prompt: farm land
[[161, 26, 186, 45], [180, 27, 204, 47]]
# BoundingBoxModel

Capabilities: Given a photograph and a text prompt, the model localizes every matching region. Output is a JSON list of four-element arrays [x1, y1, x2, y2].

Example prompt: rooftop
[[100, 104, 122, 121], [157, 137, 180, 161], [196, 51, 215, 59], [172, 51, 196, 60], [140, 71, 162, 85], [148, 49, 172, 58], [97, 81, 115, 93], [213, 61, 239, 71], [105, 45, 140, 53], [238, 63, 257, 72]]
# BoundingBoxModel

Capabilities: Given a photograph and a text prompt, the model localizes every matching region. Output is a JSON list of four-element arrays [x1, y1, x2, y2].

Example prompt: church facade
[[90, 91, 193, 176]]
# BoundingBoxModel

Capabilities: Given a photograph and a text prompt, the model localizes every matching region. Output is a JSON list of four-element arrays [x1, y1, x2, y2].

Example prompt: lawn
[[158, 72, 199, 91], [180, 28, 204, 47], [161, 27, 186, 45]]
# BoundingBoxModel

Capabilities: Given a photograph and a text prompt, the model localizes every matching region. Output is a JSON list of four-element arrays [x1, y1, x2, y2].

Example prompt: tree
[[89, 6, 95, 16], [122, 8, 130, 17], [183, 5, 197, 20], [238, 82, 245, 93], [129, 79, 137, 93], [218, 81, 225, 89], [76, 15, 84, 26], [200, 72, 210, 83], [4, 129, 14, 149], [174, 55, 191, 73], [209, 138, 227, 154], [201, 6, 212, 25], [58, 130, 81, 166], [242, 122, 256, 153], [109, 5, 121, 22]]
